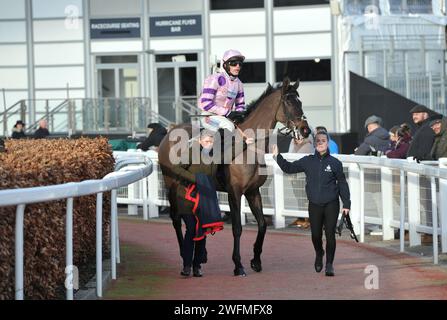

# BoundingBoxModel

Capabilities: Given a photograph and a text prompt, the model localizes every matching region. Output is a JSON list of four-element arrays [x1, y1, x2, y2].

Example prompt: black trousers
[[308, 200, 340, 264], [181, 214, 206, 268]]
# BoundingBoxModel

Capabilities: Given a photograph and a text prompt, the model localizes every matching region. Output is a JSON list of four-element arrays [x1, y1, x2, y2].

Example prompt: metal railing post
[[68, 100, 73, 137], [381, 166, 395, 240], [429, 72, 433, 109], [430, 177, 439, 264], [3, 104, 8, 136], [104, 98, 110, 132], [359, 165, 365, 243], [116, 216, 121, 264], [15, 204, 25, 300], [45, 99, 50, 124], [142, 176, 149, 220], [72, 100, 77, 133], [111, 189, 117, 279], [20, 100, 26, 123], [400, 170, 406, 252], [438, 158, 447, 253], [96, 192, 103, 298], [66, 197, 74, 300], [348, 163, 361, 236], [147, 156, 159, 218], [407, 158, 422, 247]]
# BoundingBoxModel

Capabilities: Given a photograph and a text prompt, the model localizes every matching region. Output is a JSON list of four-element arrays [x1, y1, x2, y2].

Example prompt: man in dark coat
[[355, 115, 390, 155], [33, 119, 50, 139], [430, 117, 447, 160], [171, 129, 219, 277], [407, 104, 442, 161], [137, 123, 167, 152]]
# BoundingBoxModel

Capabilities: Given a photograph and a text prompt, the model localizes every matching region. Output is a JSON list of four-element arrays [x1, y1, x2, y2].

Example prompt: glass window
[[0, 68, 28, 89], [155, 53, 197, 62], [33, 19, 84, 42], [90, 0, 141, 16], [0, 44, 27, 66], [35, 89, 85, 99], [211, 36, 267, 60], [389, 0, 432, 14], [274, 0, 328, 6], [274, 7, 330, 33], [343, 0, 381, 15], [149, 0, 202, 13], [32, 0, 83, 18], [239, 62, 266, 83], [210, 11, 265, 36], [2, 90, 28, 108], [0, 21, 26, 43], [0, 0, 25, 19], [98, 55, 138, 64], [34, 43, 84, 65], [34, 66, 85, 89], [210, 0, 264, 10], [275, 59, 331, 82], [275, 33, 331, 59]]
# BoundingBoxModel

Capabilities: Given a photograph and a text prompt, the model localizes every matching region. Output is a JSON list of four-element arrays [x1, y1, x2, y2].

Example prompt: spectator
[[315, 126, 339, 154], [385, 125, 412, 159], [400, 122, 412, 141], [137, 123, 167, 152], [407, 104, 442, 161], [429, 117, 447, 160], [11, 120, 26, 139], [34, 119, 50, 139], [354, 115, 390, 155]]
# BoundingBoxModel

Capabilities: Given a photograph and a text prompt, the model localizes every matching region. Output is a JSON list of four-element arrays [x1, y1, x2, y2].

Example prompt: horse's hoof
[[250, 259, 262, 272], [233, 268, 247, 277]]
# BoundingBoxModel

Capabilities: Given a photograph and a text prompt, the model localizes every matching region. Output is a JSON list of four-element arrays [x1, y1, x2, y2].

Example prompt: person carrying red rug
[[172, 129, 223, 277]]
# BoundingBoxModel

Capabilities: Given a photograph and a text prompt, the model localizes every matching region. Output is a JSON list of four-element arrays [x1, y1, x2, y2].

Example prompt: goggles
[[228, 60, 243, 67]]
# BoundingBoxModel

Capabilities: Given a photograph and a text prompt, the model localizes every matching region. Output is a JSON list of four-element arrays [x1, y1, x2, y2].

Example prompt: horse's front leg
[[245, 189, 266, 272], [228, 190, 246, 276]]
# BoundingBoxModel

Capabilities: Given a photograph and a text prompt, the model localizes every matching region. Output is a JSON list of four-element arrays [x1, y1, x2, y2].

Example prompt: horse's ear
[[282, 77, 290, 94], [292, 79, 300, 90]]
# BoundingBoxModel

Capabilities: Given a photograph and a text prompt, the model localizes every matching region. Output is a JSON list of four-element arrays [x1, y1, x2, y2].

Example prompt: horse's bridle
[[277, 92, 308, 139]]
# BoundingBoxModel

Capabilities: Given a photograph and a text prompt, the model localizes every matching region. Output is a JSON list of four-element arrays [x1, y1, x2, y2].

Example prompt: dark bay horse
[[158, 77, 310, 276]]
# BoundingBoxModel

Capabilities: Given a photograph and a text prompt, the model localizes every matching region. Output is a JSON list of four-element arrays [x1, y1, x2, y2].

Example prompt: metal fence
[[0, 98, 172, 137], [115, 150, 447, 265]]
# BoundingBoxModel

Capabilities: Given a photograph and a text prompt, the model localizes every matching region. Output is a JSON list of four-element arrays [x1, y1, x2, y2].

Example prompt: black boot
[[314, 250, 324, 273], [181, 266, 191, 276], [193, 266, 203, 277], [325, 263, 335, 277]]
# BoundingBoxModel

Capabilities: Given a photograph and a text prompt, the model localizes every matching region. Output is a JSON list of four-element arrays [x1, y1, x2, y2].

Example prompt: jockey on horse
[[198, 49, 254, 149]]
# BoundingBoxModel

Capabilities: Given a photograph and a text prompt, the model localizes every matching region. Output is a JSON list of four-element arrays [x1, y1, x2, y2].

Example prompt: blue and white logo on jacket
[[324, 165, 332, 172]]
